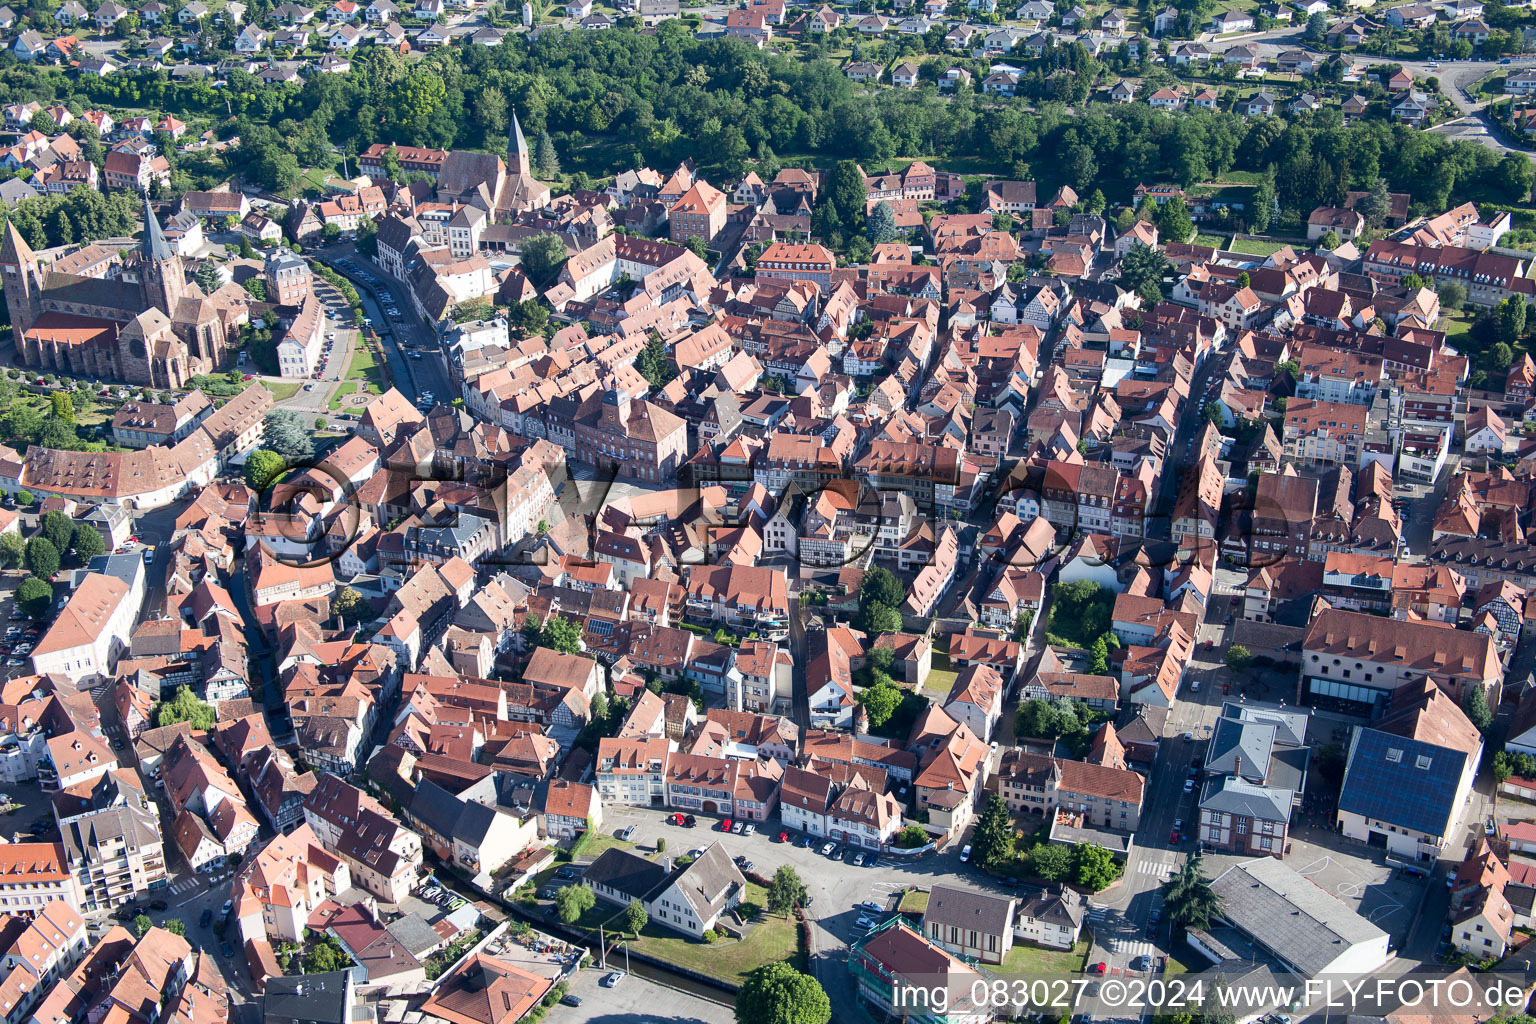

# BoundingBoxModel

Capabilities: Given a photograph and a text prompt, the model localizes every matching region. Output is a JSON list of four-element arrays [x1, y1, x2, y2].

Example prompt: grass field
[[577, 832, 641, 862], [327, 382, 359, 410], [924, 652, 960, 697], [1192, 233, 1231, 249], [262, 380, 301, 402], [1442, 309, 1477, 339], [898, 889, 929, 914], [1228, 237, 1293, 257], [342, 343, 386, 395], [998, 938, 1091, 976]]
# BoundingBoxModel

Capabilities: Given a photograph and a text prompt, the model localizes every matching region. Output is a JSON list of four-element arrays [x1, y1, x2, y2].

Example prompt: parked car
[[601, 972, 625, 988], [959, 844, 971, 863], [819, 841, 835, 855], [199, 909, 212, 928], [720, 818, 734, 832]]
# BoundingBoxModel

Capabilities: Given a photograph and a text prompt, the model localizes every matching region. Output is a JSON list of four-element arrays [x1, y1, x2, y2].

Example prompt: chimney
[[1234, 755, 1242, 778]]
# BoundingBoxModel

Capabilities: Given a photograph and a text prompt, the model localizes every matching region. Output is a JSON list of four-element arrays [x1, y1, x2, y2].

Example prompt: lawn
[[1192, 233, 1230, 250], [997, 937, 1091, 977], [1228, 237, 1292, 257], [626, 883, 800, 988], [577, 832, 642, 862], [1442, 309, 1477, 339], [898, 888, 929, 914], [327, 382, 359, 410], [1162, 942, 1204, 977], [262, 380, 301, 402], [924, 652, 960, 698], [343, 343, 386, 395]]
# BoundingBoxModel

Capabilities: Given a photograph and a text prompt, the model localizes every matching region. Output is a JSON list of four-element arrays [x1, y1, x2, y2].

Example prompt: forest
[[0, 21, 1529, 252]]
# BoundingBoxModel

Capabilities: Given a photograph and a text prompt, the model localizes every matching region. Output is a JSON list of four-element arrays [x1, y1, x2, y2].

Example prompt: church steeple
[[139, 196, 185, 317], [508, 110, 530, 179], [141, 194, 174, 264], [0, 219, 41, 337]]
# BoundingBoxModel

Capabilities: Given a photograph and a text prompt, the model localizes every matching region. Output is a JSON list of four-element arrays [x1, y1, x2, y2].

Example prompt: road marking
[[1296, 855, 1332, 877], [174, 894, 203, 909]]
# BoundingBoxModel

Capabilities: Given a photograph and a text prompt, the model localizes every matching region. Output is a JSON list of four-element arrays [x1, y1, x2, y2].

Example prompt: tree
[[533, 614, 582, 654], [684, 235, 709, 261], [23, 537, 58, 580], [194, 262, 222, 294], [1073, 843, 1121, 890], [261, 410, 315, 463], [895, 823, 928, 848], [635, 334, 675, 388], [828, 160, 867, 232], [1318, 229, 1340, 250], [1224, 645, 1252, 672], [1028, 842, 1072, 882], [39, 510, 73, 553], [132, 915, 153, 938], [1304, 10, 1326, 41], [304, 939, 344, 973], [154, 686, 216, 730], [655, 836, 666, 853], [1356, 177, 1394, 228], [48, 391, 74, 424], [857, 602, 902, 636], [70, 524, 104, 561], [520, 234, 568, 290], [534, 130, 560, 179], [736, 963, 831, 1024], [165, 919, 186, 936], [970, 795, 1015, 871], [0, 532, 23, 569], [1119, 242, 1169, 295], [16, 576, 51, 619], [1439, 281, 1467, 311], [1492, 342, 1516, 373], [555, 883, 595, 924], [244, 449, 287, 494], [867, 200, 899, 244], [13, 492, 32, 508], [858, 679, 903, 728], [1499, 295, 1527, 344], [1154, 198, 1194, 244], [1159, 856, 1222, 930], [332, 586, 369, 627], [766, 865, 808, 917], [860, 567, 904, 610], [1464, 685, 1494, 733], [624, 898, 647, 935]]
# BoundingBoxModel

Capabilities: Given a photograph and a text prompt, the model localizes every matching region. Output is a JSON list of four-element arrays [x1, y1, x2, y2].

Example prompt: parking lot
[[551, 966, 731, 1024]]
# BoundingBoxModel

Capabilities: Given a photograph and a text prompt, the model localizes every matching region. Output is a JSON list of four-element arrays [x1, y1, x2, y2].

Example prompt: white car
[[1182, 779, 1194, 793], [600, 972, 625, 988], [855, 916, 875, 929], [743, 823, 756, 836], [959, 844, 971, 863], [819, 842, 835, 856]]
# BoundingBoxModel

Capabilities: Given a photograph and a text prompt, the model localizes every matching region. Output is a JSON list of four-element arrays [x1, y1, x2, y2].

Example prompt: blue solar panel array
[[1338, 729, 1466, 837]]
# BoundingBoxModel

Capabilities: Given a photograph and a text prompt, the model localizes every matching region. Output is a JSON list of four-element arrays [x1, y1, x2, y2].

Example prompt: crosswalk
[[169, 877, 202, 896], [1135, 859, 1175, 878]]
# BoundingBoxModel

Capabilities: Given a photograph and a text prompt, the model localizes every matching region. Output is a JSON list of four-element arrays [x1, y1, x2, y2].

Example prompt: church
[[1, 197, 250, 389], [434, 111, 552, 219]]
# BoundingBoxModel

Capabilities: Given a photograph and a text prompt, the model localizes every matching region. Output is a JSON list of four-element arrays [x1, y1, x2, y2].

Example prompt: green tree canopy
[[766, 864, 808, 917], [736, 963, 831, 1024], [244, 449, 288, 494], [70, 524, 105, 561], [261, 409, 316, 463], [555, 882, 595, 923], [332, 586, 369, 627], [0, 532, 25, 569], [857, 678, 903, 727], [520, 234, 568, 289], [970, 794, 1015, 871], [16, 576, 52, 620], [1159, 856, 1222, 930], [23, 537, 58, 580], [153, 685, 216, 731], [624, 898, 647, 934], [39, 510, 74, 553]]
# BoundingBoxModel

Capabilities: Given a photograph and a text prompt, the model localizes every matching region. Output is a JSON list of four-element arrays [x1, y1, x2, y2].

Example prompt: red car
[[668, 812, 685, 826], [776, 831, 789, 843], [242, 374, 254, 381], [1088, 963, 1108, 975], [1169, 830, 1180, 844], [720, 818, 734, 832]]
